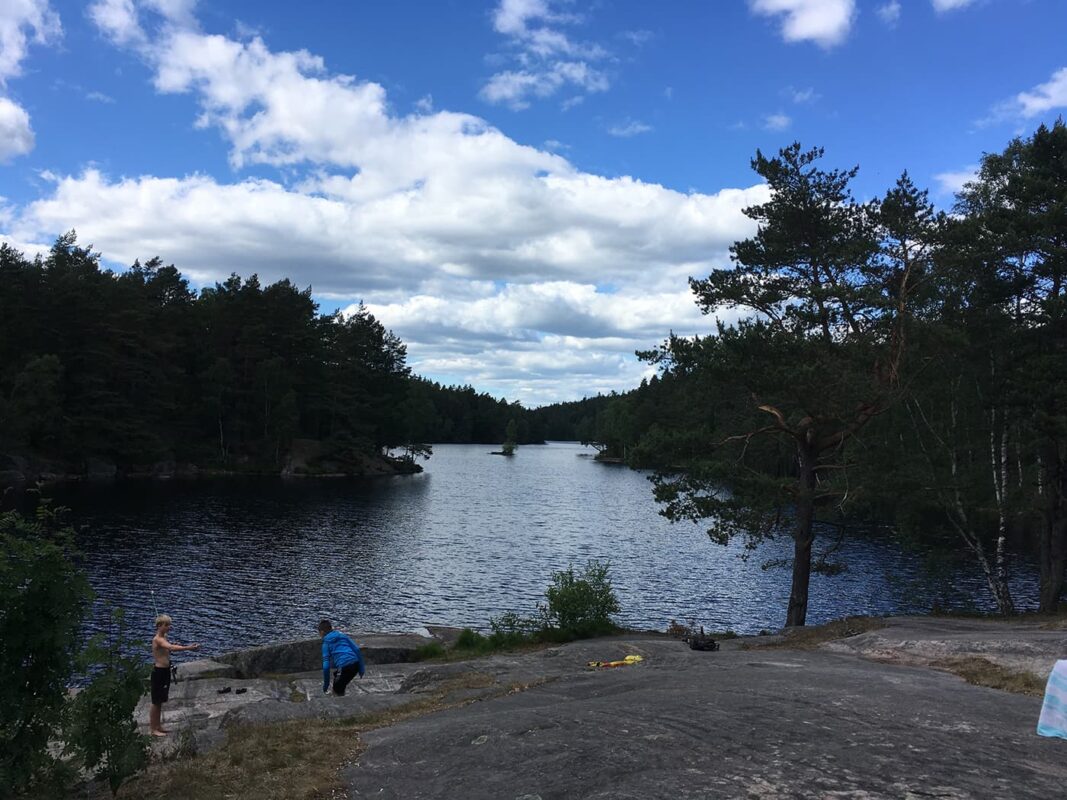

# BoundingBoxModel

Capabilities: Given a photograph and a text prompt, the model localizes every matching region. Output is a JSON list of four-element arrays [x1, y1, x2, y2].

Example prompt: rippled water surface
[[57, 442, 1031, 655]]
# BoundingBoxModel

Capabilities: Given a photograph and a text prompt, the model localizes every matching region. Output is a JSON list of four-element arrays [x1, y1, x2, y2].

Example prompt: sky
[[1, 0, 1065, 406]]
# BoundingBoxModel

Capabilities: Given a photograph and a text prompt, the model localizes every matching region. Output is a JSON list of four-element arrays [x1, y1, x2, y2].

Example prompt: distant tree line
[[0, 235, 561, 480], [0, 235, 414, 473], [403, 378, 545, 445], [538, 122, 1067, 624]]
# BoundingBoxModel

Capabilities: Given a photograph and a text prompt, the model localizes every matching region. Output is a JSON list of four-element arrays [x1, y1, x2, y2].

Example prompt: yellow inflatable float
[[586, 654, 644, 669]]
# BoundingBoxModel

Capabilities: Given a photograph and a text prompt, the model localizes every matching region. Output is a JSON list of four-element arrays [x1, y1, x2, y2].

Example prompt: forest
[[0, 239, 544, 482]]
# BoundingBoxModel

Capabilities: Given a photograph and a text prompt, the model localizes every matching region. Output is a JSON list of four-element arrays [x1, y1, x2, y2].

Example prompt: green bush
[[412, 641, 446, 661], [487, 611, 541, 648], [1, 506, 151, 797], [540, 561, 620, 639], [455, 628, 489, 650], [420, 563, 622, 663], [0, 505, 90, 796], [65, 609, 150, 796]]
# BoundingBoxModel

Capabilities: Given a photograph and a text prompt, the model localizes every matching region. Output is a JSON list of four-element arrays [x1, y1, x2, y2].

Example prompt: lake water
[[54, 442, 1033, 655]]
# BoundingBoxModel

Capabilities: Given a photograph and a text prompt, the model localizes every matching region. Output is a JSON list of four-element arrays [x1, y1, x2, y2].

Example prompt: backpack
[[684, 627, 720, 652]]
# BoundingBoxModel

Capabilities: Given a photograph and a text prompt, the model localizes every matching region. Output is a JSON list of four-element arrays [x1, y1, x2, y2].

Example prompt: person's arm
[[160, 640, 201, 652], [322, 639, 331, 693]]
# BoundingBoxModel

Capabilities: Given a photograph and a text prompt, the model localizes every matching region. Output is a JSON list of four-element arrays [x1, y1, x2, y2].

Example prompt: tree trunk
[[1039, 519, 1067, 613], [1038, 443, 1067, 613], [218, 410, 226, 461], [786, 444, 817, 627], [989, 408, 1016, 615], [987, 571, 1016, 616]]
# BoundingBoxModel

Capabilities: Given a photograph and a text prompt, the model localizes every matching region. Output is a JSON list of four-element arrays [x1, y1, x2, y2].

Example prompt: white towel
[[1038, 659, 1067, 740]]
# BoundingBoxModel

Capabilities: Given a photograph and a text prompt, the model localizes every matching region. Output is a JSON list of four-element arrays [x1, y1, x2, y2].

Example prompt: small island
[[489, 419, 519, 456]]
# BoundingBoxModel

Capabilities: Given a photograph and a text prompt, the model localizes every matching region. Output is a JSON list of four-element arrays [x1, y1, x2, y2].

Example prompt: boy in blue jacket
[[318, 619, 365, 696]]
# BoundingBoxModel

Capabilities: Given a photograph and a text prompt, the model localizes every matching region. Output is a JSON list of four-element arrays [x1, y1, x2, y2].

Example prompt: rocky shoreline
[[0, 438, 422, 490], [128, 616, 1067, 798]]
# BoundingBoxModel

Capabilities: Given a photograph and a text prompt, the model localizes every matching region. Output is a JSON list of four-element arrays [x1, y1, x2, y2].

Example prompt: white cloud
[[619, 29, 653, 47], [357, 283, 741, 404], [7, 2, 771, 404], [763, 112, 792, 131], [363, 283, 708, 342], [0, 0, 60, 81], [0, 0, 61, 159], [481, 61, 608, 110], [88, 0, 145, 46], [482, 0, 609, 109], [86, 90, 115, 103], [933, 166, 976, 195], [607, 119, 652, 138], [0, 96, 34, 160], [15, 168, 765, 295], [88, 0, 198, 48], [1016, 67, 1067, 118], [748, 0, 856, 48], [492, 0, 567, 38], [145, 0, 197, 27], [788, 86, 819, 104], [931, 0, 977, 12], [982, 66, 1067, 126], [877, 2, 901, 27]]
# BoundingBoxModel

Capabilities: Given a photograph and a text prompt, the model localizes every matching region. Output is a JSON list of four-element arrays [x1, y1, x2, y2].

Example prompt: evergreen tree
[[647, 146, 933, 626]]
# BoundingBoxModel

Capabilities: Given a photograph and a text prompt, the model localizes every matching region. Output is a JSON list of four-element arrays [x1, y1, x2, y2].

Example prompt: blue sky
[[2, 0, 1065, 404]]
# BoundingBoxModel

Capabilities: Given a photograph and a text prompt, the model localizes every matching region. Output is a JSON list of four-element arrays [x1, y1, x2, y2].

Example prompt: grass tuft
[[115, 673, 520, 800], [116, 716, 365, 800], [932, 656, 1046, 697]]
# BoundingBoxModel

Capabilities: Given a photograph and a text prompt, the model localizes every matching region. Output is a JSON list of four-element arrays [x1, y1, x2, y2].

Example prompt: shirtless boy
[[150, 614, 200, 736]]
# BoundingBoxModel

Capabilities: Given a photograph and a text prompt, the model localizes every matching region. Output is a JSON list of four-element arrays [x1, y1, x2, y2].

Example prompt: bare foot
[[151, 729, 170, 737]]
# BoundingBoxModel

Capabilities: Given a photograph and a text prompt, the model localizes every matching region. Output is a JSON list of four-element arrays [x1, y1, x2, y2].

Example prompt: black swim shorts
[[151, 665, 171, 705]]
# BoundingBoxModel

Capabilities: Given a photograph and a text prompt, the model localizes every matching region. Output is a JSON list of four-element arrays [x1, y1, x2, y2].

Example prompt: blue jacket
[[322, 630, 364, 690]]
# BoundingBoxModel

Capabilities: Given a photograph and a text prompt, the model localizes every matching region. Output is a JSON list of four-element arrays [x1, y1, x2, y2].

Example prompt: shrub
[[423, 564, 623, 663], [65, 608, 151, 796], [540, 561, 620, 639], [455, 628, 488, 650], [412, 641, 446, 661], [487, 612, 540, 648], [666, 619, 697, 639], [0, 505, 90, 796]]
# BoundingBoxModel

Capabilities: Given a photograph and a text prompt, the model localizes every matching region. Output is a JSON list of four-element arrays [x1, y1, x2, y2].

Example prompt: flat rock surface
[[135, 662, 429, 755], [174, 659, 237, 681], [344, 635, 1066, 800], [824, 616, 1067, 678]]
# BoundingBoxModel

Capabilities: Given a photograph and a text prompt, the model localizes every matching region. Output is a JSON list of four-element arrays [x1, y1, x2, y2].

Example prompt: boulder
[[216, 633, 436, 678], [175, 659, 238, 681]]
